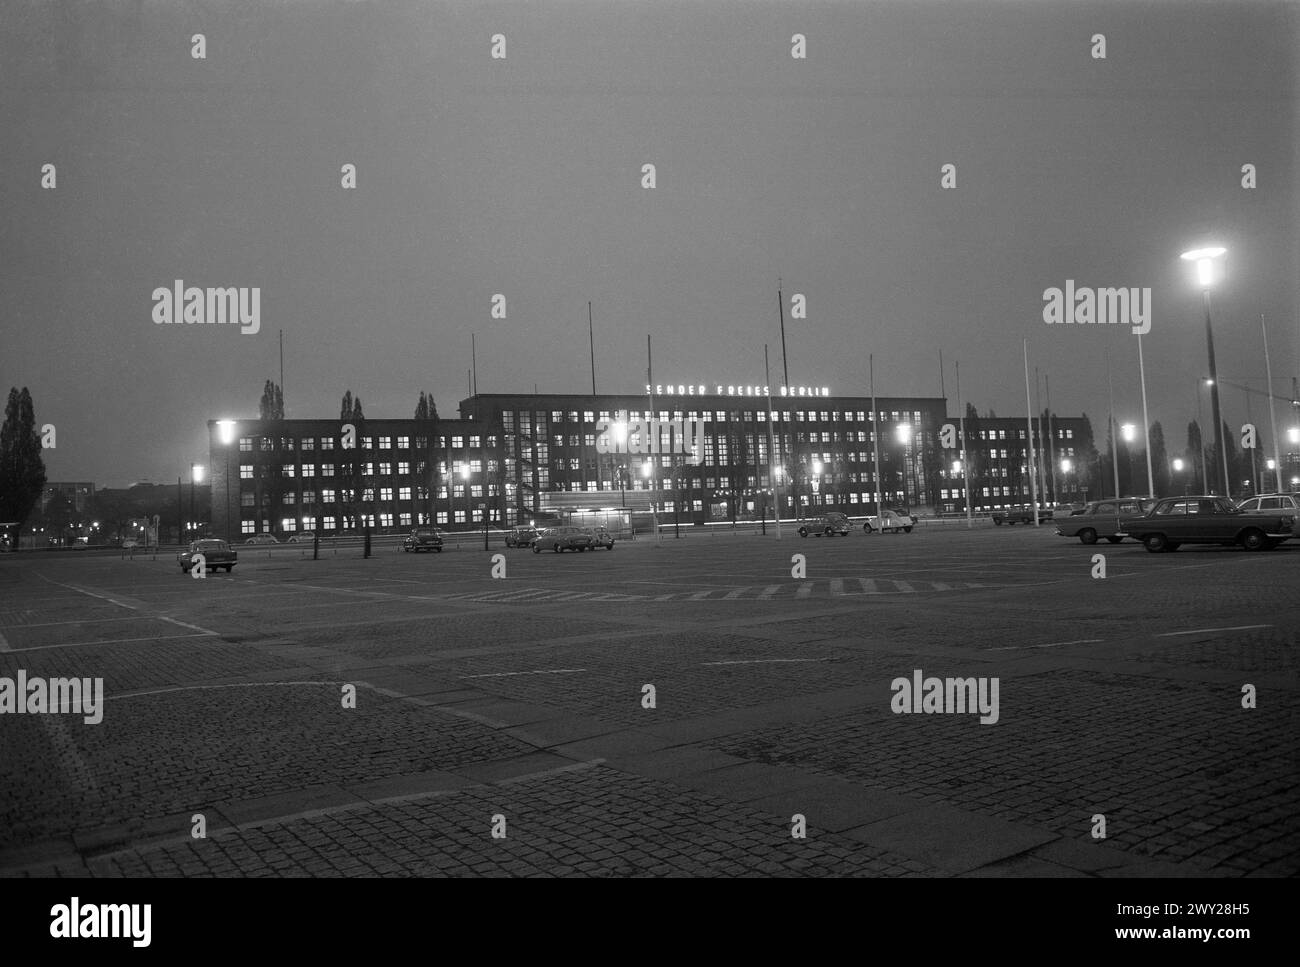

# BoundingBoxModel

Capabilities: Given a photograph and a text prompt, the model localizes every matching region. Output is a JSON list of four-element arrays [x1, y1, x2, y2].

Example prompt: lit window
[[240, 465, 253, 479], [301, 464, 315, 477], [239, 437, 253, 452]]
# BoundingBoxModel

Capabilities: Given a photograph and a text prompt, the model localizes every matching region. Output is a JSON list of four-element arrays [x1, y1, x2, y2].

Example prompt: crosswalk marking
[[758, 585, 781, 599]]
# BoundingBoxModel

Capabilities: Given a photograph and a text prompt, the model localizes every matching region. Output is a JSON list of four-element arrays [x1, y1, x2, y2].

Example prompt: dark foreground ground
[[1, 524, 1296, 877]]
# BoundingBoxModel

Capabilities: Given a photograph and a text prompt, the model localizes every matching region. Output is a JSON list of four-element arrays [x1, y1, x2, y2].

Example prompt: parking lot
[[1, 525, 1296, 877]]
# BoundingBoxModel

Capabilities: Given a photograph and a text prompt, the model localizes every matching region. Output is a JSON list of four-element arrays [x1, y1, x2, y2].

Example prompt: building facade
[[207, 390, 1097, 538]]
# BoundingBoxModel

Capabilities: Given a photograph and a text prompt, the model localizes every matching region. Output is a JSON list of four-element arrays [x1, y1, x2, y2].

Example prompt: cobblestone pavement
[[1, 527, 1296, 877]]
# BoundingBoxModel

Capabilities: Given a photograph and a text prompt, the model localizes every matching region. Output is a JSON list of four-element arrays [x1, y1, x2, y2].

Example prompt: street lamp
[[216, 420, 236, 542], [190, 463, 204, 542], [1180, 244, 1229, 496], [1120, 423, 1136, 496], [460, 464, 470, 531], [1172, 457, 1186, 495], [1060, 458, 1072, 501], [642, 460, 658, 541], [895, 423, 911, 509]]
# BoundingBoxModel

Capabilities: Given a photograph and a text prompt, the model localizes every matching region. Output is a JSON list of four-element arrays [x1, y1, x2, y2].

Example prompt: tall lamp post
[[216, 421, 236, 542], [1172, 457, 1186, 495], [190, 464, 204, 541], [1060, 458, 1072, 502], [642, 460, 659, 542], [460, 465, 470, 532], [895, 424, 911, 509], [1180, 245, 1229, 496], [1120, 423, 1136, 495]]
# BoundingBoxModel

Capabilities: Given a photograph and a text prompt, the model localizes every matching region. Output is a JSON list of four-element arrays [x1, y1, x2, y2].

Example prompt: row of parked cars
[[1053, 493, 1299, 552], [796, 509, 918, 537]]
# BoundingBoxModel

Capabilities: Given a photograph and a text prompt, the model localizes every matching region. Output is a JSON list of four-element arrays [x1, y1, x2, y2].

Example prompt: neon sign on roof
[[645, 383, 830, 398]]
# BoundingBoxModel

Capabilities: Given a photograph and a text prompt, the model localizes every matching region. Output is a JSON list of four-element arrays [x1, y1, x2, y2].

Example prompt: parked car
[[863, 509, 916, 534], [1236, 494, 1300, 516], [1118, 495, 1294, 552], [505, 526, 539, 548], [588, 526, 616, 550], [287, 531, 316, 543], [178, 538, 237, 573], [799, 512, 853, 538], [121, 538, 140, 550], [992, 505, 1053, 525], [531, 526, 595, 553], [245, 533, 279, 545], [1054, 497, 1155, 545], [402, 528, 444, 553]]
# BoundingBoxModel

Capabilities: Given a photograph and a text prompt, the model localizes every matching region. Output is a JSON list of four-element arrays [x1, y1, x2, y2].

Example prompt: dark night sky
[[2, 0, 1296, 487]]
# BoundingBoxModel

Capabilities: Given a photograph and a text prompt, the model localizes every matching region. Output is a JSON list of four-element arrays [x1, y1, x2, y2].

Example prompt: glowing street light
[[190, 463, 204, 541], [1060, 458, 1072, 474], [1121, 423, 1136, 442], [1180, 244, 1230, 494], [952, 460, 962, 474], [895, 424, 912, 508], [1180, 245, 1227, 287], [1172, 458, 1185, 471], [215, 420, 236, 542]]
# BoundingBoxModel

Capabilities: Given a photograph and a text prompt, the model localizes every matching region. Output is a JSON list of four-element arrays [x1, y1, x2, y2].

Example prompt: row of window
[[238, 435, 496, 452], [238, 461, 492, 479]]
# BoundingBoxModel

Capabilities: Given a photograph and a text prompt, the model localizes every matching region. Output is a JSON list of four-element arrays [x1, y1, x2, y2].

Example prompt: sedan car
[[287, 531, 316, 543], [863, 509, 916, 534], [504, 526, 539, 548], [402, 528, 444, 553], [991, 505, 1053, 525], [1236, 494, 1300, 516], [245, 533, 279, 545], [178, 538, 237, 573], [1118, 495, 1294, 552], [531, 526, 595, 553], [799, 512, 853, 538], [588, 526, 616, 550], [1054, 497, 1154, 545]]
